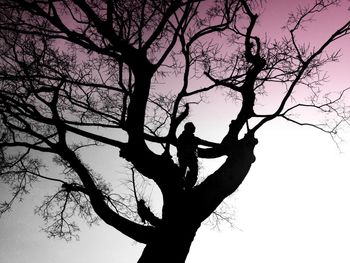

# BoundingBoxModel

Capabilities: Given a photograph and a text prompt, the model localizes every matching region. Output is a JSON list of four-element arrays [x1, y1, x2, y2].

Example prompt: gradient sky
[[1, 1, 350, 262]]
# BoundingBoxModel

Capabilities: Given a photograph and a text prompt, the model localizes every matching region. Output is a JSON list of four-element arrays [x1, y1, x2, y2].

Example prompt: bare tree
[[0, 0, 349, 262]]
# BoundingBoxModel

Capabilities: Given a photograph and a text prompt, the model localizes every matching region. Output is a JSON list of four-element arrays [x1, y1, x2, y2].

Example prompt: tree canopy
[[0, 0, 349, 262]]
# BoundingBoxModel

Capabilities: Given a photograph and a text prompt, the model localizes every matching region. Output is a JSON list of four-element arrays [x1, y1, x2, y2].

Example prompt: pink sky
[[1, 1, 350, 262]]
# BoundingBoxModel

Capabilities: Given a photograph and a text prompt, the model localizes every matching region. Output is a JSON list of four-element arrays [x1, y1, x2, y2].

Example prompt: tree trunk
[[137, 223, 199, 263]]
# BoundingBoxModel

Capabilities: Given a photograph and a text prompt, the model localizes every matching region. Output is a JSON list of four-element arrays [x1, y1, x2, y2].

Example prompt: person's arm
[[196, 137, 219, 148]]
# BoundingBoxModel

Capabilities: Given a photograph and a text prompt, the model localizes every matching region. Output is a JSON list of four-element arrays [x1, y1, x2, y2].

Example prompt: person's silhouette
[[177, 122, 216, 189]]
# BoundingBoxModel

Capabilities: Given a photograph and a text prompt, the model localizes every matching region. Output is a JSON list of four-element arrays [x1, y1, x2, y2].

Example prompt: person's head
[[184, 122, 196, 134]]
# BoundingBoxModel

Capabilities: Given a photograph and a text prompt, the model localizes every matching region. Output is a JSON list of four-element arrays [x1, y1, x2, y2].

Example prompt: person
[[177, 122, 216, 189]]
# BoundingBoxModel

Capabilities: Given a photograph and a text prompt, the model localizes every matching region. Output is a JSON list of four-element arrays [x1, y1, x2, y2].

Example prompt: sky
[[1, 0, 350, 262]]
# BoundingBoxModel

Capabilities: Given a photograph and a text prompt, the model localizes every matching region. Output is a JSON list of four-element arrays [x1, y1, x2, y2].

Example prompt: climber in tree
[[177, 122, 217, 189]]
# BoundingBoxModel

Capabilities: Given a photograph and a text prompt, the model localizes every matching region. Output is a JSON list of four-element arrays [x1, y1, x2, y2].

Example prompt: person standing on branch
[[177, 122, 217, 189]]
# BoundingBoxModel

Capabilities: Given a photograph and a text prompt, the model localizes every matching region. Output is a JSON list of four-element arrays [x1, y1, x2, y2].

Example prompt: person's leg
[[178, 157, 188, 189], [178, 157, 188, 177], [185, 157, 198, 189]]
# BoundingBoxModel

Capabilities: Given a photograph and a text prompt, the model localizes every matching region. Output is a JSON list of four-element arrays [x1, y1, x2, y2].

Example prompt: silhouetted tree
[[0, 0, 349, 262]]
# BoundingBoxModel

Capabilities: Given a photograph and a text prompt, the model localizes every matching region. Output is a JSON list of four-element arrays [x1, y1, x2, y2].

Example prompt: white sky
[[1, 1, 350, 262], [2, 121, 350, 263]]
